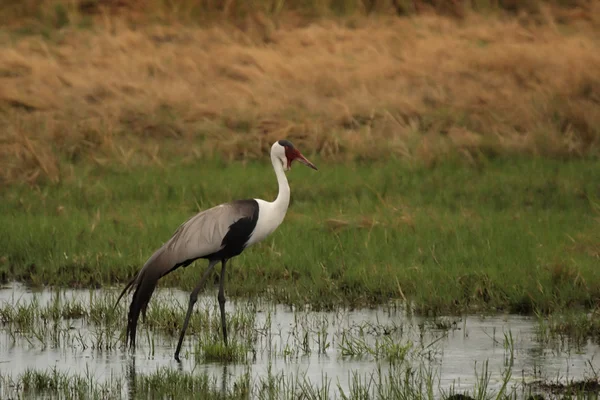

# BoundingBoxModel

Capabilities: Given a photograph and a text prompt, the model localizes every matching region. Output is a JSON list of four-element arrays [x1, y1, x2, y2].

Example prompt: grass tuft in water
[[339, 328, 413, 364], [197, 341, 250, 363], [537, 310, 600, 350], [1, 367, 121, 400]]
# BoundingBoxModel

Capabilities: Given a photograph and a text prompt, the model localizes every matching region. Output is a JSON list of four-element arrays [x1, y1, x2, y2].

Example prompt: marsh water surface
[[1, 283, 598, 398]]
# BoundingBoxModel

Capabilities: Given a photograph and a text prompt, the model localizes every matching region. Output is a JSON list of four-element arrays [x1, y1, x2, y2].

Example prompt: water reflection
[[127, 358, 137, 399], [1, 282, 599, 399]]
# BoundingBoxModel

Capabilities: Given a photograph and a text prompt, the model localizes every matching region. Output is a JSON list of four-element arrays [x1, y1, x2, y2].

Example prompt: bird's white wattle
[[245, 143, 291, 247]]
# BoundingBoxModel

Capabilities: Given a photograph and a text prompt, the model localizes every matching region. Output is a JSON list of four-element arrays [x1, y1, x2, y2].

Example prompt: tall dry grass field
[[0, 1, 599, 185]]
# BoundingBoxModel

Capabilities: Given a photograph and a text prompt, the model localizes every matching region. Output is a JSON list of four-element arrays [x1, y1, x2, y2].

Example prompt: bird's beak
[[294, 152, 318, 171]]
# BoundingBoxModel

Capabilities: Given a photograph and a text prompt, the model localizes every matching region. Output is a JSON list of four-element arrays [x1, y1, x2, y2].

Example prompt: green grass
[[0, 367, 121, 400], [197, 341, 250, 363], [339, 329, 413, 364], [1, 156, 599, 314], [3, 362, 600, 399]]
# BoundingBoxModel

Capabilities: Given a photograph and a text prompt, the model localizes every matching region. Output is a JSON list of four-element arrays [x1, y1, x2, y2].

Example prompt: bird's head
[[272, 140, 318, 172]]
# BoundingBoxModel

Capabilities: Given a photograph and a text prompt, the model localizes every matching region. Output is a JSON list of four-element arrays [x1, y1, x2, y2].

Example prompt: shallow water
[[1, 282, 599, 398]]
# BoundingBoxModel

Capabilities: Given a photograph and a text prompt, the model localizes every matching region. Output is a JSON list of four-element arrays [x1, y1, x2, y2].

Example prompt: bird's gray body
[[116, 199, 259, 348]]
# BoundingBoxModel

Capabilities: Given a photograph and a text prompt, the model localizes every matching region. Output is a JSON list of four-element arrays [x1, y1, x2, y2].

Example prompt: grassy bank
[[1, 157, 599, 313]]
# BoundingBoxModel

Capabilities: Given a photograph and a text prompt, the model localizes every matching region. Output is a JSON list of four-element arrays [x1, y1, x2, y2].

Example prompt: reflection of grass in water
[[6, 358, 598, 399], [5, 288, 600, 391], [142, 298, 257, 340], [134, 367, 251, 399], [1, 367, 122, 399], [338, 324, 413, 365], [0, 290, 258, 351], [537, 311, 600, 350], [1, 308, 600, 399], [0, 292, 122, 350]]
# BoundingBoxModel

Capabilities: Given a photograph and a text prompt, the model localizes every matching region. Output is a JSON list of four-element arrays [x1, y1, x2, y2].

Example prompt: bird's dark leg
[[174, 259, 218, 361], [218, 259, 228, 346]]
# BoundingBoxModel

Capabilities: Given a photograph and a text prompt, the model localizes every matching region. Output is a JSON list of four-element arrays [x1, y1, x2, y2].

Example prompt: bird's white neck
[[271, 152, 290, 212], [245, 148, 292, 247]]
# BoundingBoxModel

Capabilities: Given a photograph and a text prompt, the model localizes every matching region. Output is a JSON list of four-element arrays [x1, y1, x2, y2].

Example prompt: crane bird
[[115, 139, 317, 361]]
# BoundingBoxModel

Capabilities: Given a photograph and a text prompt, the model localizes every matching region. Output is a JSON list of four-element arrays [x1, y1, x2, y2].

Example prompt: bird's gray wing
[[114, 199, 257, 347], [163, 202, 250, 267]]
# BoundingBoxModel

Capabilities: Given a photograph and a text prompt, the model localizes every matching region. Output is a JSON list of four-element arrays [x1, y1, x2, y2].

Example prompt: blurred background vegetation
[[0, 0, 598, 186], [1, 0, 597, 25]]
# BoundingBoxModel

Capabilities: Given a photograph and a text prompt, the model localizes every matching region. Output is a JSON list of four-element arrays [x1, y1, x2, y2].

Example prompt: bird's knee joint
[[218, 294, 226, 305], [189, 293, 199, 306]]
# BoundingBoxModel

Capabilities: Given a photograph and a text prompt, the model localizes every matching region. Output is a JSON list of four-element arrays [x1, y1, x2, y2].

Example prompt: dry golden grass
[[1, 5, 599, 185]]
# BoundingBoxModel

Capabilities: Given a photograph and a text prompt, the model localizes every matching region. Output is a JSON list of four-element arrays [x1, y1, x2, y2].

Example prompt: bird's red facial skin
[[284, 146, 318, 170], [284, 146, 295, 169]]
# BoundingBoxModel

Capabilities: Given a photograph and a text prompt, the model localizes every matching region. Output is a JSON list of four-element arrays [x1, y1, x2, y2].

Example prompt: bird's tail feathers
[[125, 267, 161, 348], [116, 249, 168, 349]]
